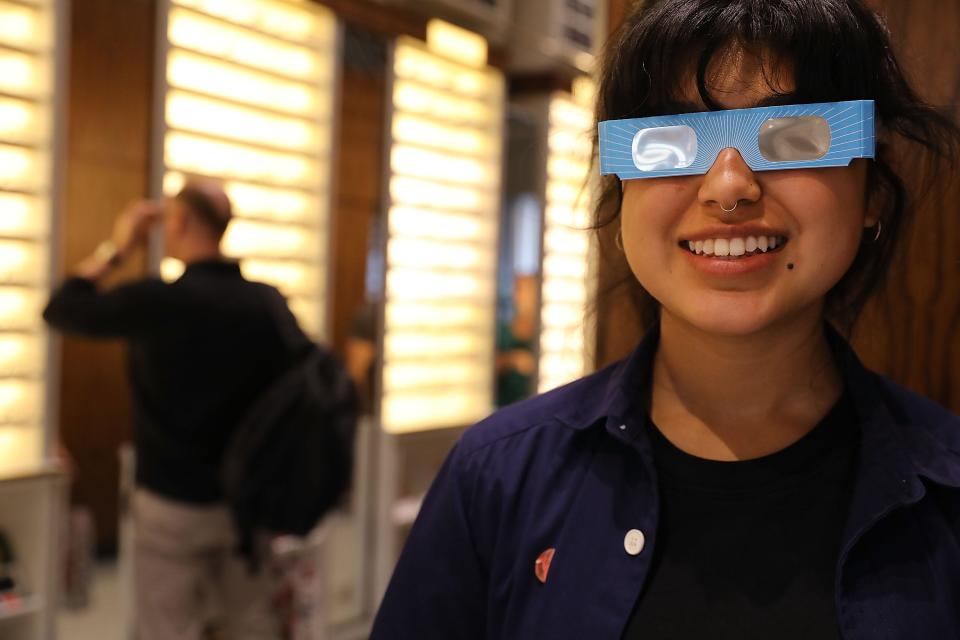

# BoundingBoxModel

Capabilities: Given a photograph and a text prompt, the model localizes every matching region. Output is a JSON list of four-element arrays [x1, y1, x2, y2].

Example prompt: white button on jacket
[[624, 529, 645, 556]]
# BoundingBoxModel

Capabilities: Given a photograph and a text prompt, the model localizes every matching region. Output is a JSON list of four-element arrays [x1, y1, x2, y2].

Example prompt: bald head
[[174, 179, 232, 238]]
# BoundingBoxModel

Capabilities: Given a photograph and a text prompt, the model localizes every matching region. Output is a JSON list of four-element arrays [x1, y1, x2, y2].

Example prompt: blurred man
[[44, 180, 310, 640]]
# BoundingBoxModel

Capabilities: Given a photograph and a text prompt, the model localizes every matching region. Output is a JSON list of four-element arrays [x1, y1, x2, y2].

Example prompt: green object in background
[[496, 322, 535, 407]]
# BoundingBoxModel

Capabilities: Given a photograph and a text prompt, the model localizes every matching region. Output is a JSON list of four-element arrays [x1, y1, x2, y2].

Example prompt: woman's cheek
[[789, 195, 866, 276], [620, 188, 686, 294]]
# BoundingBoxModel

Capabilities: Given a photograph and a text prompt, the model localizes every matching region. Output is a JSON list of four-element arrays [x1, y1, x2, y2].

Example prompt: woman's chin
[[661, 294, 793, 338], [684, 315, 774, 337]]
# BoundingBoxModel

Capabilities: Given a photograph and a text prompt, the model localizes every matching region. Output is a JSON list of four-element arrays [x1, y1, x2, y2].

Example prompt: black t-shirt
[[624, 393, 859, 640]]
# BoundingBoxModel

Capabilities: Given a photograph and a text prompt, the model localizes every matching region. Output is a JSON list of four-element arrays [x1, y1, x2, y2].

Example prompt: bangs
[[602, 0, 881, 120]]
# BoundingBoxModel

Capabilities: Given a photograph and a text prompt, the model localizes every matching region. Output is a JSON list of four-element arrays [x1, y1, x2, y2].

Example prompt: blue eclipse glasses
[[598, 100, 875, 180]]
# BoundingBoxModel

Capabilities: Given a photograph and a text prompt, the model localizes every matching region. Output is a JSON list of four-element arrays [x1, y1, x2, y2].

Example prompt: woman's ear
[[862, 152, 885, 228], [862, 193, 880, 228]]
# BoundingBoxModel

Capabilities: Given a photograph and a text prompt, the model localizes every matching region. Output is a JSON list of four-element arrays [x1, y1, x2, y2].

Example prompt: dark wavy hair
[[593, 0, 960, 333]]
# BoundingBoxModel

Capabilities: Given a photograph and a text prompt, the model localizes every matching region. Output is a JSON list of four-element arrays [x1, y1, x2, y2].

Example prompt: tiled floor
[[58, 562, 126, 640]]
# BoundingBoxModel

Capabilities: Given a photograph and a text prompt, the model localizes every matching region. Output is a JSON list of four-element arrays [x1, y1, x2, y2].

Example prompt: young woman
[[372, 1, 960, 638]]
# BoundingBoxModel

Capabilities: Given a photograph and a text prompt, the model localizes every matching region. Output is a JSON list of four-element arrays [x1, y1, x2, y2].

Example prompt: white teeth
[[685, 234, 786, 257]]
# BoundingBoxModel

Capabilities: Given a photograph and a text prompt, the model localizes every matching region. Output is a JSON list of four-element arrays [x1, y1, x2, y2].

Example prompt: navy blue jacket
[[372, 326, 960, 639]]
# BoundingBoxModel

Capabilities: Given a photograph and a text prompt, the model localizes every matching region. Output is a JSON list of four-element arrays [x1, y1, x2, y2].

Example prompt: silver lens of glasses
[[758, 116, 831, 161], [631, 125, 698, 171]]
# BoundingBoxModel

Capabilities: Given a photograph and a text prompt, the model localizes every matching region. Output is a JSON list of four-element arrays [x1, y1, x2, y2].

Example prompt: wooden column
[[59, 0, 155, 552], [607, 0, 633, 35], [850, 0, 960, 409], [594, 0, 646, 368], [331, 65, 386, 357]]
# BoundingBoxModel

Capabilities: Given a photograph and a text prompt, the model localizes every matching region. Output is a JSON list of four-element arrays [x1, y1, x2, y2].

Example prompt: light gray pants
[[133, 489, 279, 640]]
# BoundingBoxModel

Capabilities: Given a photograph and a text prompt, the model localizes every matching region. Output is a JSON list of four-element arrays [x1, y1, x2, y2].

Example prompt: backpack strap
[[232, 286, 314, 572]]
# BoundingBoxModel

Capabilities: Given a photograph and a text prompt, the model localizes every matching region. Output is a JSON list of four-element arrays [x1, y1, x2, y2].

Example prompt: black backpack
[[221, 344, 358, 569]]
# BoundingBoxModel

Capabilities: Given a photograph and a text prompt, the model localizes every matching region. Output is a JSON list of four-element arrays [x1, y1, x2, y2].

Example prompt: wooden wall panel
[[853, 0, 960, 409], [330, 68, 386, 357], [59, 0, 155, 552], [316, 0, 426, 40], [595, 0, 649, 368], [597, 0, 960, 411], [607, 0, 633, 37]]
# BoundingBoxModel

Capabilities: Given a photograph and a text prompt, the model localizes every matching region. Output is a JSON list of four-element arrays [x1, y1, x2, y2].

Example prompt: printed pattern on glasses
[[599, 100, 875, 180]]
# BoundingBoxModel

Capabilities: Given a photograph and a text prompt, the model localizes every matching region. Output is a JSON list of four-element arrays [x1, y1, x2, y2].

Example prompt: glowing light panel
[[0, 0, 58, 476], [381, 27, 504, 434], [0, 427, 41, 476], [0, 49, 48, 97], [0, 3, 49, 50], [168, 8, 326, 80], [161, 0, 337, 337], [0, 97, 48, 144], [538, 84, 597, 393]]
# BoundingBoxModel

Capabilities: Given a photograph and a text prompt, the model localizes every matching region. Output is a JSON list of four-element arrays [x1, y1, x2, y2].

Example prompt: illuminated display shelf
[[537, 78, 598, 394], [372, 22, 505, 606], [0, 2, 67, 639], [155, 0, 338, 339], [0, 0, 57, 480], [379, 21, 505, 435]]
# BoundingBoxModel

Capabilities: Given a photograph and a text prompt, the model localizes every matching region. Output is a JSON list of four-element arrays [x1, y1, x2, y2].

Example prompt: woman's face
[[620, 52, 876, 336]]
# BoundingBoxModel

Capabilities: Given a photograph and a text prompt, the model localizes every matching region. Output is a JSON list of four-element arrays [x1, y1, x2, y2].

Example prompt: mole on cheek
[[787, 263, 795, 270]]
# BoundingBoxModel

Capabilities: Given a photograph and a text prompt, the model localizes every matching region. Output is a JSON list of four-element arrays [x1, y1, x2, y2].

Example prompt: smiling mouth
[[679, 235, 789, 258]]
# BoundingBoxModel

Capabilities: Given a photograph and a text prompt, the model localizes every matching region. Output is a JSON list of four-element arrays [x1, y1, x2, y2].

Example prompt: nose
[[697, 148, 762, 216]]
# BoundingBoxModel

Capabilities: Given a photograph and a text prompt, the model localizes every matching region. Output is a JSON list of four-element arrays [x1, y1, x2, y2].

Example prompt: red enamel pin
[[534, 548, 555, 584]]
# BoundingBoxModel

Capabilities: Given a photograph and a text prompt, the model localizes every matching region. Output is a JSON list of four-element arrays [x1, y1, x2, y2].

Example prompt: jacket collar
[[564, 321, 960, 495], [827, 325, 960, 493], [182, 259, 242, 276]]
